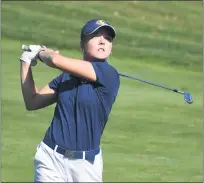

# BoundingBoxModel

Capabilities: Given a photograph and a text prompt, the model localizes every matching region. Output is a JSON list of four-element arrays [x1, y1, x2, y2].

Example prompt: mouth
[[98, 48, 105, 52]]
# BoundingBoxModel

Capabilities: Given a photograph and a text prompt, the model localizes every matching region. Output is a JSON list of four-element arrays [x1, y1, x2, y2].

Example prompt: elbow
[[25, 106, 34, 111], [26, 107, 35, 111], [25, 103, 37, 111]]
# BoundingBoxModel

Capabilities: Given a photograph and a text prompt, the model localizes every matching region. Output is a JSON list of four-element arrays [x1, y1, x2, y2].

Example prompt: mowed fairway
[[2, 1, 202, 182]]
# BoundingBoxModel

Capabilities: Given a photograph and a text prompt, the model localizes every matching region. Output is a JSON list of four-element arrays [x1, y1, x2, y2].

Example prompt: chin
[[93, 54, 109, 60], [94, 58, 108, 62], [96, 57, 108, 60]]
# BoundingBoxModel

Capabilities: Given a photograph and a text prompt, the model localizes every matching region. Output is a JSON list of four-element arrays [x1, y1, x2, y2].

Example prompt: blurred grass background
[[2, 1, 202, 182]]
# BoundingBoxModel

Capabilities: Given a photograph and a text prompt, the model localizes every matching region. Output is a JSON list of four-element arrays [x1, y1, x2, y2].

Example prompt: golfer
[[20, 19, 120, 182]]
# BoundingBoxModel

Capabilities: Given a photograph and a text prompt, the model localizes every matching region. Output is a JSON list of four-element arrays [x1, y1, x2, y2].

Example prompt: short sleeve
[[48, 73, 63, 92], [91, 61, 120, 97]]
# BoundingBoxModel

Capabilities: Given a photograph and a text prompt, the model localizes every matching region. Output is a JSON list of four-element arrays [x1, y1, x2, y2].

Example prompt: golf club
[[119, 72, 193, 104], [22, 45, 31, 51], [21, 44, 193, 104], [22, 44, 44, 51]]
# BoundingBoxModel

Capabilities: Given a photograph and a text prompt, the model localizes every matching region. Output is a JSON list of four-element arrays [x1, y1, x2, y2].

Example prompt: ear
[[80, 40, 85, 51], [80, 41, 82, 49]]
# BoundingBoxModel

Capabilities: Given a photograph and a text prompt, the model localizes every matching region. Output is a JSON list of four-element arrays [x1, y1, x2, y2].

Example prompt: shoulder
[[59, 72, 74, 81], [107, 62, 119, 75], [91, 60, 120, 87], [104, 61, 120, 80], [49, 71, 72, 85], [92, 60, 119, 75]]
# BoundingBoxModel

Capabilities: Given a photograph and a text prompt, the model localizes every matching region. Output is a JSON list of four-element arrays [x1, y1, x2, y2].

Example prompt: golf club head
[[184, 92, 193, 104]]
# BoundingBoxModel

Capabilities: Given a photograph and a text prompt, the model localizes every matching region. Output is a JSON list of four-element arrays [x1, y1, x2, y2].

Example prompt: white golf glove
[[20, 45, 44, 66]]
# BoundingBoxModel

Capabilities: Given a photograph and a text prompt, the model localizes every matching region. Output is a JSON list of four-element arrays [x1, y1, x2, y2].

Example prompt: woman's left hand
[[38, 47, 60, 68]]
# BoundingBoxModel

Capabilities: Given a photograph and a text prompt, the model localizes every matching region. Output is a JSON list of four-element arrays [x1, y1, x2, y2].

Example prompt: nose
[[99, 35, 105, 44]]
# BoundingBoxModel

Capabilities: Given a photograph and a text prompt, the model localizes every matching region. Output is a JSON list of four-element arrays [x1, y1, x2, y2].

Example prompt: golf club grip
[[22, 45, 30, 51], [21, 44, 44, 62], [22, 45, 44, 51]]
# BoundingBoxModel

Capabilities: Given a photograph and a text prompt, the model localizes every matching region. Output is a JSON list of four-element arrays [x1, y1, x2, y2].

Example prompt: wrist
[[38, 51, 53, 62], [38, 50, 45, 62], [21, 60, 31, 66], [20, 58, 31, 65], [21, 61, 31, 74]]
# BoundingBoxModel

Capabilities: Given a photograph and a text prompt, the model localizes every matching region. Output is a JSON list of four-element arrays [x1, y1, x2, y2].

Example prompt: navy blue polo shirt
[[44, 60, 120, 151]]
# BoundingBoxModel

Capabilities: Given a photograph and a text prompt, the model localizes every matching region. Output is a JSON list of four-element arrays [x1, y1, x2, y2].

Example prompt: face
[[82, 27, 113, 61]]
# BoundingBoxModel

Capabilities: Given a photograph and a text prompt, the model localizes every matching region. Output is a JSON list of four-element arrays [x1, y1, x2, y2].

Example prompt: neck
[[83, 54, 94, 62], [83, 54, 102, 62], [83, 53, 107, 62]]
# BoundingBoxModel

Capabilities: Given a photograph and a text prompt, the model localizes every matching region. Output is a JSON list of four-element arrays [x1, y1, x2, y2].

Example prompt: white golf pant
[[34, 141, 103, 182]]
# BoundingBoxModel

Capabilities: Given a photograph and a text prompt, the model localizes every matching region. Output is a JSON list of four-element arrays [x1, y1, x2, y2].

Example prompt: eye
[[93, 32, 101, 37], [105, 36, 113, 42]]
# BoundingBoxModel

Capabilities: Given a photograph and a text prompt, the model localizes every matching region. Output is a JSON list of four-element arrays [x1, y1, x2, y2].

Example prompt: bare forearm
[[39, 51, 96, 81], [20, 62, 38, 109], [54, 55, 96, 81]]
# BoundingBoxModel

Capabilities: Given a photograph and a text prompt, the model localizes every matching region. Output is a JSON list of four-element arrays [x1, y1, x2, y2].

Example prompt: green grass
[[2, 1, 202, 71], [1, 1, 202, 182]]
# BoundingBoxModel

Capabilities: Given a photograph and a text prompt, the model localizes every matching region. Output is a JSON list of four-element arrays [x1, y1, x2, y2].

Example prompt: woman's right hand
[[38, 47, 60, 68]]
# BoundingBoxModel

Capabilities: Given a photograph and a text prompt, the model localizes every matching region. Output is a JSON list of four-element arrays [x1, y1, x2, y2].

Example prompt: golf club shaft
[[119, 72, 185, 95]]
